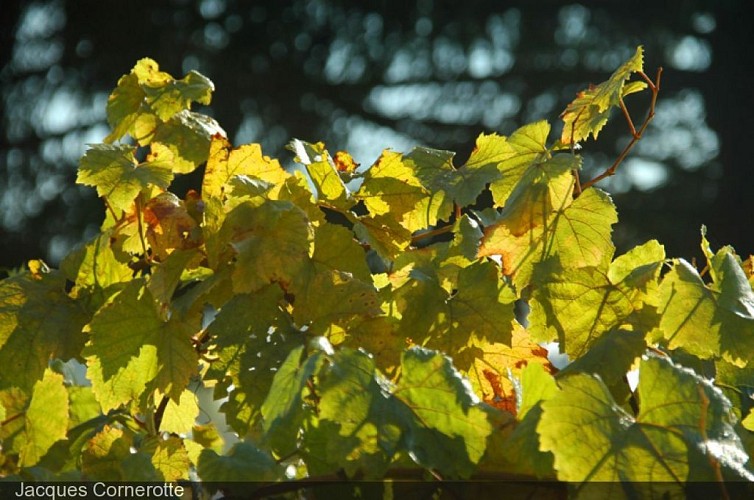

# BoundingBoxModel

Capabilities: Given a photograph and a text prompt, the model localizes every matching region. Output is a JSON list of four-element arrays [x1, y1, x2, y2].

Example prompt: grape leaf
[[303, 349, 401, 478], [197, 442, 283, 486], [464, 324, 555, 415], [290, 139, 351, 207], [393, 347, 496, 478], [356, 150, 450, 232], [484, 121, 553, 207], [81, 425, 160, 481], [529, 240, 663, 357], [16, 369, 69, 467], [406, 146, 495, 209], [495, 155, 576, 237], [151, 110, 225, 174], [261, 346, 323, 455], [219, 200, 312, 294], [352, 213, 412, 260], [0, 271, 88, 391], [150, 437, 190, 481], [539, 372, 686, 491], [657, 258, 754, 367], [77, 144, 174, 212], [143, 192, 201, 260], [289, 222, 379, 331], [484, 363, 557, 477], [560, 46, 646, 144], [160, 389, 200, 435], [203, 287, 303, 435], [480, 186, 617, 290], [539, 355, 752, 492], [202, 135, 289, 204], [106, 58, 214, 129], [558, 328, 647, 389], [61, 232, 133, 294], [83, 280, 198, 411], [144, 70, 213, 121]]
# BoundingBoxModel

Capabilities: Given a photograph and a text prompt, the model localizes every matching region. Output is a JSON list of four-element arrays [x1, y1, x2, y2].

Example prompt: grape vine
[[1, 47, 753, 498]]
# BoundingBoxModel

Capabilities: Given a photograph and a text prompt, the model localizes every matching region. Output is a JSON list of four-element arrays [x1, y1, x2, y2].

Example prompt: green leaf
[[303, 349, 401, 478], [558, 328, 647, 389], [292, 267, 380, 335], [77, 144, 173, 212], [657, 258, 754, 366], [290, 222, 379, 333], [486, 121, 552, 207], [151, 110, 225, 174], [160, 389, 200, 435], [197, 442, 283, 485], [539, 372, 687, 488], [518, 362, 558, 419], [309, 223, 372, 282], [357, 150, 449, 232], [150, 437, 190, 481], [495, 403, 555, 478], [539, 355, 752, 489], [105, 71, 150, 143], [61, 232, 133, 293], [529, 245, 662, 358], [448, 261, 516, 343], [81, 425, 159, 481], [16, 369, 69, 467], [260, 346, 323, 455], [495, 155, 576, 237], [0, 271, 88, 391], [67, 386, 101, 428], [393, 347, 495, 478], [352, 214, 412, 260], [143, 69, 214, 121], [203, 287, 303, 435], [219, 200, 312, 294], [560, 46, 646, 144], [406, 146, 494, 208], [203, 136, 289, 204], [481, 186, 617, 290], [83, 280, 198, 411], [290, 139, 351, 207], [107, 59, 213, 136]]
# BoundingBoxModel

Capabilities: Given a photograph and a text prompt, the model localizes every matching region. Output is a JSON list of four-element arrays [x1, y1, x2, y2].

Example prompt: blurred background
[[1, 0, 753, 270]]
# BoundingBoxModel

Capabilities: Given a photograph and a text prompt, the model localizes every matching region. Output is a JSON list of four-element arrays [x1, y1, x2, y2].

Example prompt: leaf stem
[[0, 412, 24, 427], [153, 394, 170, 433], [411, 224, 453, 244], [135, 195, 150, 262], [581, 67, 663, 192]]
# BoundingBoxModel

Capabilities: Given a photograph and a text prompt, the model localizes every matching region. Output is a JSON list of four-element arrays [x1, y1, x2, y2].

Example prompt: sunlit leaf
[[77, 144, 173, 212], [657, 257, 754, 367], [480, 186, 617, 290], [151, 110, 225, 174], [83, 280, 198, 411], [560, 46, 646, 144], [150, 437, 190, 481], [0, 271, 88, 391], [393, 347, 496, 478], [16, 369, 69, 467], [529, 240, 663, 357]]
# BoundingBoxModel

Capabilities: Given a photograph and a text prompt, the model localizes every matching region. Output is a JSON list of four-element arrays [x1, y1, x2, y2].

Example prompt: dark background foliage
[[1, 0, 753, 269]]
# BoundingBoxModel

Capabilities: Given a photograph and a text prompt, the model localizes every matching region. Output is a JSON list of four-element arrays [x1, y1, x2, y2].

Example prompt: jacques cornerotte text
[[12, 482, 184, 499]]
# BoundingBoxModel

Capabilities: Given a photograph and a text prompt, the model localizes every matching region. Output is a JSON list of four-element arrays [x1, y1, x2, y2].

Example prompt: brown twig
[[135, 195, 150, 262], [580, 67, 663, 192], [411, 224, 454, 244], [0, 411, 24, 427]]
